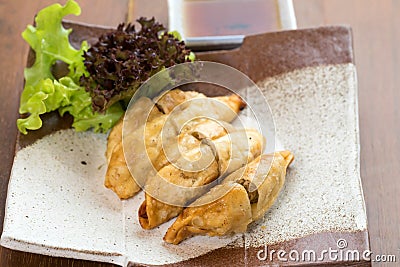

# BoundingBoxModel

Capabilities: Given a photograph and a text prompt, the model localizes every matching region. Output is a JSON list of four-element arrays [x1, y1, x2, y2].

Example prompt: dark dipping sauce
[[183, 0, 280, 37]]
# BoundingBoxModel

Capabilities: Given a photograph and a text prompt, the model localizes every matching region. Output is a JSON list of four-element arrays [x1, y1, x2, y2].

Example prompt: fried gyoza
[[164, 151, 294, 244], [137, 92, 247, 228], [105, 89, 245, 199], [125, 91, 244, 189], [105, 90, 199, 199], [104, 96, 161, 199], [138, 128, 264, 230], [211, 128, 265, 175]]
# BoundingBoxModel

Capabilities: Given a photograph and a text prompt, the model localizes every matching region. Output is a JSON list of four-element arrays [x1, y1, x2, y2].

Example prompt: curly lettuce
[[17, 0, 123, 134], [80, 18, 193, 112]]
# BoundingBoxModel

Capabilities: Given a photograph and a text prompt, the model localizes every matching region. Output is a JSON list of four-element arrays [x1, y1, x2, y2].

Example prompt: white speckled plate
[[1, 24, 369, 267]]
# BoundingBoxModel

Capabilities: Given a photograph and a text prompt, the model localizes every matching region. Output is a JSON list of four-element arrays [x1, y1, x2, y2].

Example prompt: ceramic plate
[[1, 22, 369, 266]]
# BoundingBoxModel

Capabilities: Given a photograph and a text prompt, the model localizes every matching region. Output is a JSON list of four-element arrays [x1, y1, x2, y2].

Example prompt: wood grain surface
[[0, 0, 398, 266]]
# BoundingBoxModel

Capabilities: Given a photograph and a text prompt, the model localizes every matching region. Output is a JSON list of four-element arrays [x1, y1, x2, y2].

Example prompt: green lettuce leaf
[[57, 77, 123, 132], [17, 0, 123, 134]]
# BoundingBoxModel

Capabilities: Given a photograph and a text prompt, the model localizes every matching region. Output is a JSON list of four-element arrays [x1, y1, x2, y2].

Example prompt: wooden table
[[0, 0, 398, 266]]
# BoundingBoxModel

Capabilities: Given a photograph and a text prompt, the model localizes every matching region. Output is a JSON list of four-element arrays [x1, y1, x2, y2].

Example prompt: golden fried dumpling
[[105, 90, 201, 199], [154, 89, 204, 114], [139, 129, 220, 229], [250, 151, 293, 221], [138, 127, 265, 230], [163, 182, 252, 244], [122, 90, 245, 198], [181, 117, 228, 141], [105, 142, 142, 199], [139, 155, 220, 229], [168, 94, 246, 127], [105, 117, 123, 162], [138, 116, 227, 229], [211, 128, 265, 175], [105, 117, 142, 199], [155, 89, 245, 121], [105, 97, 160, 199], [213, 94, 246, 115], [163, 151, 294, 244]]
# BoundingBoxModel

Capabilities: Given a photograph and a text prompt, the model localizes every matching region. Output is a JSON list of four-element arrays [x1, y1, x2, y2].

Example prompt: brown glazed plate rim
[[10, 21, 369, 267]]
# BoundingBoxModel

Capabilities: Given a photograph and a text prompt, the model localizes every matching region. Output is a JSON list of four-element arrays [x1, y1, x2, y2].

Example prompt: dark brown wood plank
[[0, 1, 127, 266], [294, 0, 400, 266]]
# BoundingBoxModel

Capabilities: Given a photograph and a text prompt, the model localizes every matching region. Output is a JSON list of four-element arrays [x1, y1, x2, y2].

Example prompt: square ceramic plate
[[0, 22, 370, 266]]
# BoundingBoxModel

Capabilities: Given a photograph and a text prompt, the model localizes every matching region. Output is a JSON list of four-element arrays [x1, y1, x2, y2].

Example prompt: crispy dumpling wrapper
[[105, 97, 163, 199], [138, 127, 264, 229], [139, 156, 220, 229], [125, 90, 246, 187], [134, 91, 248, 219], [163, 151, 294, 244], [139, 125, 221, 229], [163, 182, 252, 245], [105, 117, 123, 162], [166, 96, 245, 127], [105, 90, 201, 199], [105, 142, 141, 199], [250, 150, 294, 221], [210, 128, 265, 175], [104, 96, 160, 199], [213, 94, 246, 115], [154, 89, 203, 114]]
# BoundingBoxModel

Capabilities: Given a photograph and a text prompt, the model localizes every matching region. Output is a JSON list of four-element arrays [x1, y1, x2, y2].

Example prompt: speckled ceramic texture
[[246, 63, 366, 246], [1, 62, 367, 266]]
